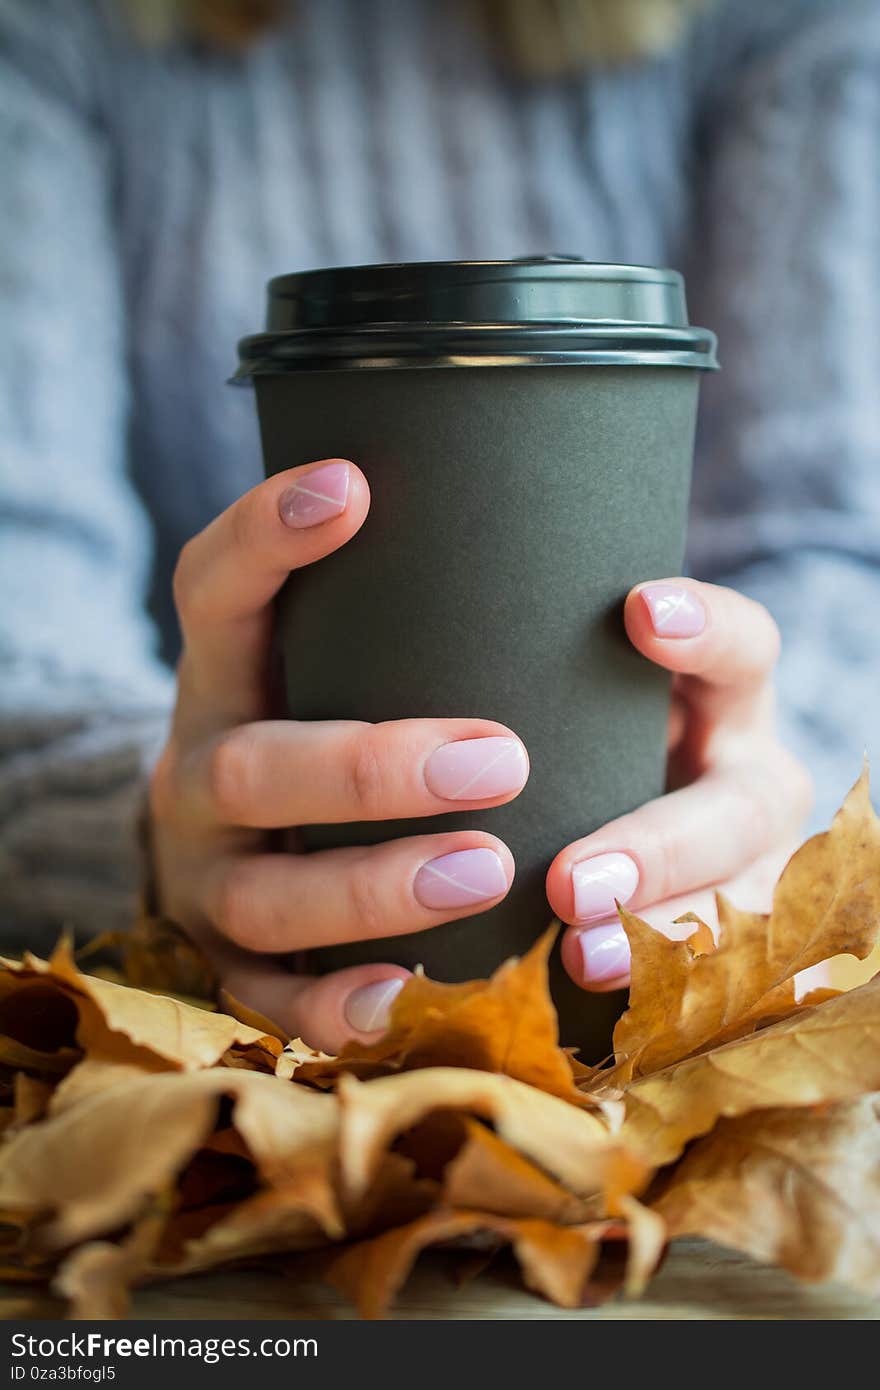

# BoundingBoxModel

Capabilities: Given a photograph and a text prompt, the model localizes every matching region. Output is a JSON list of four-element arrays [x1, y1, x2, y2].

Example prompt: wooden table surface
[[6, 1240, 875, 1321]]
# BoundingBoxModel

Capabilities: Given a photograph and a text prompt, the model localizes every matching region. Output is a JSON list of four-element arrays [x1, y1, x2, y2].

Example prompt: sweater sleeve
[[0, 0, 174, 953], [685, 0, 880, 828]]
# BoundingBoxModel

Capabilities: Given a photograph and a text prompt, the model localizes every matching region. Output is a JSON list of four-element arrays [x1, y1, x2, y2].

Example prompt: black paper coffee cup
[[235, 258, 717, 1059]]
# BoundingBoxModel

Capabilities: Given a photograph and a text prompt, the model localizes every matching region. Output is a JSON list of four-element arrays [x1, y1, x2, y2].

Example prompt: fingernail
[[279, 462, 350, 529], [572, 851, 639, 924], [424, 737, 527, 802], [344, 977, 405, 1034], [414, 848, 508, 911], [640, 584, 706, 638], [576, 921, 631, 985]]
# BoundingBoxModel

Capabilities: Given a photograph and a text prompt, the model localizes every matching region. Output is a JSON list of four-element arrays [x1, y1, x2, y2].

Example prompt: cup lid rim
[[234, 259, 718, 376], [267, 258, 687, 296]]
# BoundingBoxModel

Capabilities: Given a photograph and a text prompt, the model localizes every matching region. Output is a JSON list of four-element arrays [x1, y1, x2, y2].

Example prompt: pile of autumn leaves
[[1, 773, 879, 1317]]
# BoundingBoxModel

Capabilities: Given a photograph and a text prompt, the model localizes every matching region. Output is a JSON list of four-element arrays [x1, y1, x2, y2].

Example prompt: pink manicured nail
[[576, 922, 631, 985], [572, 851, 639, 923], [640, 584, 706, 638], [424, 737, 527, 802], [279, 462, 350, 529], [414, 848, 508, 911], [344, 978, 404, 1033]]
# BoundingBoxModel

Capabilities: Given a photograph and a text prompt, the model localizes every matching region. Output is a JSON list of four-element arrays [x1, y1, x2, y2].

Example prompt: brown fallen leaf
[[0, 1296, 53, 1317], [619, 973, 880, 1166], [0, 943, 281, 1074], [0, 974, 82, 1080], [327, 1209, 609, 1317], [2, 771, 880, 1317], [504, 1219, 610, 1309], [12, 1075, 52, 1128], [614, 1195, 666, 1296], [612, 768, 880, 1080], [48, 1058, 154, 1114], [830, 940, 880, 992], [275, 1038, 335, 1080], [654, 1095, 880, 1294], [77, 914, 218, 1002], [219, 990, 289, 1044], [52, 1205, 168, 1319], [342, 1149, 438, 1241], [336, 1067, 643, 1208], [0, 1072, 218, 1249], [0, 1264, 55, 1285], [53, 1242, 140, 1320], [0, 1037, 78, 1081], [166, 1183, 340, 1275], [296, 929, 588, 1102], [442, 1119, 593, 1223], [0, 1066, 339, 1252]]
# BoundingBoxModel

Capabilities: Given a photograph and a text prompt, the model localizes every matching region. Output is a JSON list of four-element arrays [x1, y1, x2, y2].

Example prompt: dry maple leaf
[[77, 914, 218, 1003], [611, 767, 880, 1081], [336, 1067, 644, 1208], [327, 1194, 664, 1318], [294, 928, 589, 1102], [2, 772, 880, 1317], [0, 942, 281, 1074], [618, 973, 880, 1167], [442, 1119, 594, 1223], [166, 1181, 345, 1276], [327, 1210, 610, 1317], [52, 1205, 168, 1320], [11, 1075, 52, 1128], [275, 1038, 335, 1080], [0, 1065, 339, 1254], [0, 1036, 79, 1084], [653, 1094, 880, 1294], [614, 1195, 666, 1296], [219, 990, 290, 1044]]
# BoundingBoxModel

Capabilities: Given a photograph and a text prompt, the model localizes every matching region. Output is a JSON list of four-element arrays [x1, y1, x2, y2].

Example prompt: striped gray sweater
[[1, 0, 879, 951]]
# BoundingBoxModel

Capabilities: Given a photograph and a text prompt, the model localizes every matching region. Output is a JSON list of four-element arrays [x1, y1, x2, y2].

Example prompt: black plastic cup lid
[[234, 257, 718, 376]]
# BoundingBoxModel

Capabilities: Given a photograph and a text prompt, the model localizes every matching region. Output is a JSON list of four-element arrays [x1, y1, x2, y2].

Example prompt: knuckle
[[346, 857, 387, 940], [347, 729, 389, 820], [649, 820, 686, 904], [709, 596, 781, 687], [226, 490, 254, 556], [731, 761, 774, 844], [728, 757, 791, 854], [733, 749, 813, 845], [213, 860, 262, 946], [741, 603, 781, 681], [207, 728, 258, 823]]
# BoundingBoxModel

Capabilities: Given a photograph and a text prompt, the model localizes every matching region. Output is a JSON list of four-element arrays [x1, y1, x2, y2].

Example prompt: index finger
[[174, 459, 369, 727]]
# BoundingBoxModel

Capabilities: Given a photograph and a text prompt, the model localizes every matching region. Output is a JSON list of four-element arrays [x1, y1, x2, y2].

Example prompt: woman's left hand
[[552, 579, 815, 992]]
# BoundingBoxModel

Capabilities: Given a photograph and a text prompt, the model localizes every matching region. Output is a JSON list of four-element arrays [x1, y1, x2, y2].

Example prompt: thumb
[[221, 955, 410, 1054]]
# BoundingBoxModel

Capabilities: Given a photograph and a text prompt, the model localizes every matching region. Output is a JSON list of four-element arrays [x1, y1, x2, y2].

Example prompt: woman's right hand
[[148, 459, 528, 1053]]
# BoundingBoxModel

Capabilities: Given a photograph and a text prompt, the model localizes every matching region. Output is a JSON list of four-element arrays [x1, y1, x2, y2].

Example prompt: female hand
[[149, 459, 528, 1053], [551, 579, 814, 993]]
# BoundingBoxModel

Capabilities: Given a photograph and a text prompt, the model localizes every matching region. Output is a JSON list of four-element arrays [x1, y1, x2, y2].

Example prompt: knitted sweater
[[1, 0, 878, 950]]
